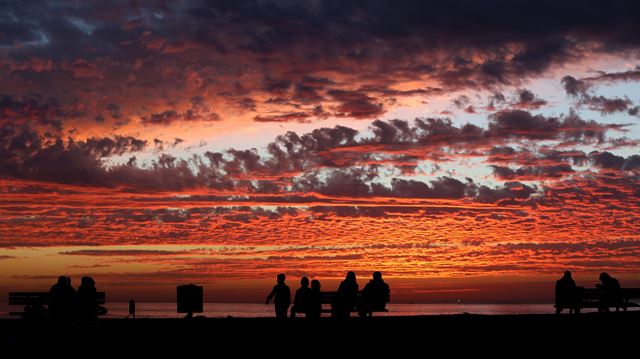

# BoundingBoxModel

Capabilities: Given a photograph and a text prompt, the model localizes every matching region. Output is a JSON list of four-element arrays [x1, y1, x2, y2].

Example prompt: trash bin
[[177, 284, 203, 317]]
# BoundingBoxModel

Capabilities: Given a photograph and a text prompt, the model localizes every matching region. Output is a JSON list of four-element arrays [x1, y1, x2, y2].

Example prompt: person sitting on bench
[[48, 275, 76, 322], [555, 271, 580, 314], [76, 276, 99, 322], [307, 279, 322, 319], [361, 271, 390, 317], [597, 272, 621, 312], [333, 271, 359, 318]]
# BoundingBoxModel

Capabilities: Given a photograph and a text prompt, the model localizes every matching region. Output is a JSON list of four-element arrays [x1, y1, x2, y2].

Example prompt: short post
[[129, 299, 136, 319]]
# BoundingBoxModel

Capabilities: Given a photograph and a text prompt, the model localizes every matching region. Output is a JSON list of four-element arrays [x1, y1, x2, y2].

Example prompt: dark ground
[[2, 312, 639, 354]]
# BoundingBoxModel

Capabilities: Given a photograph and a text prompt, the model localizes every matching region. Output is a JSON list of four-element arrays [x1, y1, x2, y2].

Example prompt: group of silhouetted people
[[47, 275, 105, 323], [555, 271, 622, 314], [266, 271, 390, 319]]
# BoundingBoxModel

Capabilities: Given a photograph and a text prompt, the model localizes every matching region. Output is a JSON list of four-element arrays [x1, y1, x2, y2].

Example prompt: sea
[[0, 302, 588, 319]]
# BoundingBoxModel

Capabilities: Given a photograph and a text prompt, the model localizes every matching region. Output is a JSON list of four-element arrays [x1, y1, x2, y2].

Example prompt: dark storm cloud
[[513, 89, 547, 110], [0, 106, 628, 193], [292, 168, 538, 203], [0, 124, 147, 185], [487, 110, 618, 141], [583, 96, 634, 115], [589, 151, 640, 171], [582, 66, 640, 84], [254, 112, 312, 123], [327, 90, 385, 119], [141, 105, 221, 125], [385, 177, 467, 199], [1, 0, 640, 128], [491, 164, 574, 180], [82, 135, 147, 157], [561, 75, 639, 116], [561, 76, 591, 97], [0, 94, 70, 130]]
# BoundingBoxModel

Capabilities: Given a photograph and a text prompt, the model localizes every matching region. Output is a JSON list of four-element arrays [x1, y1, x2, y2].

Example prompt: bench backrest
[[8, 291, 106, 306], [319, 291, 367, 302], [315, 291, 388, 313], [580, 288, 640, 297], [620, 288, 640, 298]]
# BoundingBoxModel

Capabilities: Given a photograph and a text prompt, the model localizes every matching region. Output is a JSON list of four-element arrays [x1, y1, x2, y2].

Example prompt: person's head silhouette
[[346, 271, 356, 283], [300, 276, 309, 287], [57, 276, 67, 285], [599, 272, 611, 282], [277, 273, 286, 284], [373, 271, 383, 281], [81, 276, 95, 287], [563, 271, 572, 279], [311, 279, 321, 291]]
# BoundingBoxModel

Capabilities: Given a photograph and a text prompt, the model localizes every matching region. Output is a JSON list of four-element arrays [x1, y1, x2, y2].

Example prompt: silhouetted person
[[48, 275, 76, 322], [76, 276, 98, 322], [266, 273, 291, 319], [290, 276, 312, 318], [555, 271, 580, 314], [333, 271, 359, 318], [361, 271, 390, 317], [129, 299, 136, 319], [597, 272, 621, 312], [307, 279, 323, 319]]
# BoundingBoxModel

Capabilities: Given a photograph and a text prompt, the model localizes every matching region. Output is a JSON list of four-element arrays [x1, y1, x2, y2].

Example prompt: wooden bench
[[293, 291, 388, 317], [8, 291, 106, 317], [555, 288, 640, 313]]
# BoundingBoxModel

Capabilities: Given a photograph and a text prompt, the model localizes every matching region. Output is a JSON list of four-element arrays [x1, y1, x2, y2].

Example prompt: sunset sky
[[1, 0, 639, 303]]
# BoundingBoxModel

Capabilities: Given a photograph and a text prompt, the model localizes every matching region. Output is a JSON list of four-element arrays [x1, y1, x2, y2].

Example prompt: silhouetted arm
[[265, 286, 276, 304]]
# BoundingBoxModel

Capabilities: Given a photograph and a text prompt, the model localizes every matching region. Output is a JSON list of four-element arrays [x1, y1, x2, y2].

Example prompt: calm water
[[1, 302, 567, 319]]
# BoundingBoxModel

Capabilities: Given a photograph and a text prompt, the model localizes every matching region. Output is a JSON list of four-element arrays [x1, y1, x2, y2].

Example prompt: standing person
[[290, 276, 312, 318], [48, 275, 76, 322], [307, 279, 323, 319], [333, 271, 359, 318], [265, 273, 291, 319], [362, 271, 391, 317], [76, 276, 98, 322]]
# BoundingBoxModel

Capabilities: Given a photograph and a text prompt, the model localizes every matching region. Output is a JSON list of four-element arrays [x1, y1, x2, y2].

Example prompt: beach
[[2, 312, 639, 353]]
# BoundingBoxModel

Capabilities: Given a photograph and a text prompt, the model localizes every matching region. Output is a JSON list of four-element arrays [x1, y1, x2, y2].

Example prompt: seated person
[[361, 271, 390, 316], [597, 272, 621, 312], [555, 271, 580, 314]]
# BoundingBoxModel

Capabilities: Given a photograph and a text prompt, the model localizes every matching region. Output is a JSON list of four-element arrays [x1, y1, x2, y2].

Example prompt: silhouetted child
[[307, 279, 322, 319], [266, 273, 291, 319], [597, 272, 621, 312], [290, 276, 312, 318], [333, 271, 358, 318], [76, 276, 98, 322], [362, 271, 390, 317], [48, 275, 76, 322]]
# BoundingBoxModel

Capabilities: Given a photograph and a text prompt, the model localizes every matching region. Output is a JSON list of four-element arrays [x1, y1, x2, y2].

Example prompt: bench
[[8, 291, 106, 317], [292, 291, 388, 317], [555, 288, 640, 314]]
